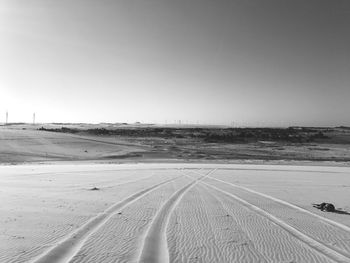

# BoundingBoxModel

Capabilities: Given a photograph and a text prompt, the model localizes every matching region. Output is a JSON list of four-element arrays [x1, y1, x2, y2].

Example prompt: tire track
[[206, 175, 350, 233], [202, 174, 350, 257], [70, 177, 190, 263], [30, 175, 183, 263], [167, 183, 270, 263], [5, 174, 155, 263], [137, 169, 215, 263], [198, 179, 350, 263], [199, 183, 332, 262]]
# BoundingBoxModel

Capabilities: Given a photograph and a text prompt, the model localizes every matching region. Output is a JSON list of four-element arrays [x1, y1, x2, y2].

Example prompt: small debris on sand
[[90, 187, 100, 191], [313, 202, 335, 212]]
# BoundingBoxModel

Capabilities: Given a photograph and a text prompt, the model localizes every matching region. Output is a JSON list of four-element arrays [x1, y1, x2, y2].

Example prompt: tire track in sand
[[201, 175, 350, 257], [198, 183, 331, 262], [206, 175, 350, 233], [31, 175, 183, 263], [166, 183, 271, 263], [137, 169, 215, 263], [6, 174, 154, 263], [198, 179, 350, 263]]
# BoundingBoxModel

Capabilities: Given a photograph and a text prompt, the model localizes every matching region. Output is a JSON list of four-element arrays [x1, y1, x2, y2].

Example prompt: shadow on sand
[[333, 209, 350, 215], [313, 203, 350, 215]]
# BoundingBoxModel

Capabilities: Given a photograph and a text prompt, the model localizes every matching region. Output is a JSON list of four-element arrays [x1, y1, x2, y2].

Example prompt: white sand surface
[[168, 183, 333, 262], [0, 128, 144, 163], [1, 163, 350, 262]]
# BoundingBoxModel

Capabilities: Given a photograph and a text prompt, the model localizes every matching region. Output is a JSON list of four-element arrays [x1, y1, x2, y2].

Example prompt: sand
[[0, 127, 145, 164], [1, 163, 350, 262], [2, 125, 350, 164]]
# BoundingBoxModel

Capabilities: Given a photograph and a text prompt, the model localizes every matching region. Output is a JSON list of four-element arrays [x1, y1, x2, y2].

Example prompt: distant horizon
[[1, 118, 350, 129]]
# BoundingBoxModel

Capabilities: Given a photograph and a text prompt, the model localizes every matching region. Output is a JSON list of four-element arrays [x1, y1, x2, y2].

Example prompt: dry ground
[[0, 126, 146, 164], [1, 124, 350, 164], [1, 163, 350, 263], [1, 125, 350, 262]]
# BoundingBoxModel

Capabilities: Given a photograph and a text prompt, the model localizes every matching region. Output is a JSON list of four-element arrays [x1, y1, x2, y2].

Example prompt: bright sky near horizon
[[0, 0, 349, 126]]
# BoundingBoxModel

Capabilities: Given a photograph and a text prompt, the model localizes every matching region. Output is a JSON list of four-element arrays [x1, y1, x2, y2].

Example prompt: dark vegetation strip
[[38, 126, 335, 143]]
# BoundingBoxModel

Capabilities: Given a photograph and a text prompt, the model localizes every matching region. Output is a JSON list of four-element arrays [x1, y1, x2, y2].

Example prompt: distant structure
[[5, 111, 8, 125], [33, 113, 36, 125]]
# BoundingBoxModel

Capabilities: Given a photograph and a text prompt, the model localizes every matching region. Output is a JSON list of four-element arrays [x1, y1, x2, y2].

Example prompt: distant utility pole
[[33, 113, 36, 125], [5, 111, 8, 125]]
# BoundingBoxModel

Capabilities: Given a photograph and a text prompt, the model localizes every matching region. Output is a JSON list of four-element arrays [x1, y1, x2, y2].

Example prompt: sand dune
[[1, 163, 350, 262], [0, 128, 145, 163]]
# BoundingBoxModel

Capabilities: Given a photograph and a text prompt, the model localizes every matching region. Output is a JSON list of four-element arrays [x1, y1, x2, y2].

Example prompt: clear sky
[[1, 0, 349, 126]]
